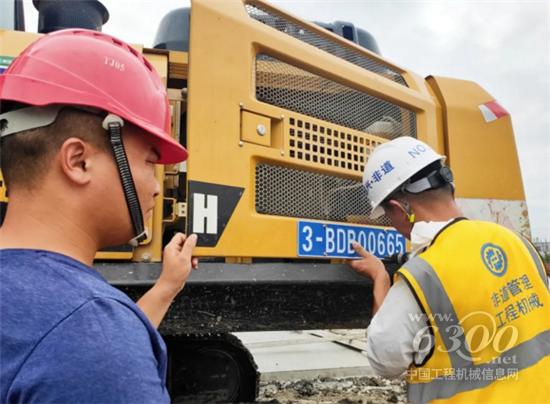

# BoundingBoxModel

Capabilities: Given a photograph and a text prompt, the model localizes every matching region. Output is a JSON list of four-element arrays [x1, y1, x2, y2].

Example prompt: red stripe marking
[[485, 101, 509, 119]]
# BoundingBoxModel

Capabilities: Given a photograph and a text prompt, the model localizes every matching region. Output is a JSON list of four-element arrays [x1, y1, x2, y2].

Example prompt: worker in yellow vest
[[348, 136, 550, 403]]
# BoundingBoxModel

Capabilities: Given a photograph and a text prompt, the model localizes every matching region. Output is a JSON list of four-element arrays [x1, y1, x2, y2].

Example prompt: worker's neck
[[413, 200, 463, 224], [0, 194, 98, 266]]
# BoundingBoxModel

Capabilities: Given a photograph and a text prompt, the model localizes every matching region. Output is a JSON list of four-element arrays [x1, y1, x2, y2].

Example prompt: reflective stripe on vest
[[404, 257, 474, 370], [404, 256, 550, 403], [518, 235, 549, 289]]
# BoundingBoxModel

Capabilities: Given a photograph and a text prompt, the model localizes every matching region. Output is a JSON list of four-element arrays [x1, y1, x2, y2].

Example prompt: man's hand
[[157, 233, 198, 296], [348, 241, 390, 315], [137, 233, 198, 328], [348, 241, 387, 281]]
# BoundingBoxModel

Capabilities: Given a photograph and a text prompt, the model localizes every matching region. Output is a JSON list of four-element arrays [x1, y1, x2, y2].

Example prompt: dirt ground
[[256, 376, 407, 404]]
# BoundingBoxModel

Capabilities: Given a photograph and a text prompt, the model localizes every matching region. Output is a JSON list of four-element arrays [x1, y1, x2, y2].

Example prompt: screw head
[[257, 124, 267, 136]]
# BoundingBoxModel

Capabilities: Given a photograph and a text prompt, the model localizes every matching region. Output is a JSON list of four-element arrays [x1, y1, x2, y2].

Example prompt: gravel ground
[[256, 376, 407, 403]]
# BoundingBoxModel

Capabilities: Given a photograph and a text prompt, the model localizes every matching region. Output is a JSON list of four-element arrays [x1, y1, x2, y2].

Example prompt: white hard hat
[[363, 136, 447, 219]]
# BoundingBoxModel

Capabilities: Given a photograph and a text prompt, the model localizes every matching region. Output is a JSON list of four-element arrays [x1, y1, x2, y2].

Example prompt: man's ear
[[58, 137, 93, 185], [389, 198, 416, 224], [386, 199, 407, 215]]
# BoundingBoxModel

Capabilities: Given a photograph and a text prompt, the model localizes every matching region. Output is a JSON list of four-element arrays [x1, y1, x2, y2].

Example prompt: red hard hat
[[0, 29, 187, 164]]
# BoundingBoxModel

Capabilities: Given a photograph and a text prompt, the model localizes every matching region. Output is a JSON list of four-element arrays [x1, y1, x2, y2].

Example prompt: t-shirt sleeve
[[7, 298, 170, 404]]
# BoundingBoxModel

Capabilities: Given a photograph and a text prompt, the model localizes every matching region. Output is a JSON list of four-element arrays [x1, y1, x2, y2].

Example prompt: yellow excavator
[[0, 0, 530, 401]]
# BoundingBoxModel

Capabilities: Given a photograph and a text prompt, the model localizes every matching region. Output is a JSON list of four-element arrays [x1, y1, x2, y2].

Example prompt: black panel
[[187, 181, 244, 247]]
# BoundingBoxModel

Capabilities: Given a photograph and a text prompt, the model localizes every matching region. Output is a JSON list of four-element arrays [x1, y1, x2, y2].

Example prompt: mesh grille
[[246, 3, 407, 87], [287, 115, 385, 175], [256, 55, 416, 139], [256, 163, 391, 226]]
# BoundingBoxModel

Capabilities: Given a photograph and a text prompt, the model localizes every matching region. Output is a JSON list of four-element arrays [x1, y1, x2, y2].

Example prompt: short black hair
[[1, 107, 110, 190]]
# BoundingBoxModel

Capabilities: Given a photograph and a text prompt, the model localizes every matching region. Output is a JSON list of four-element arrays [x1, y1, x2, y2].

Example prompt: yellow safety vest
[[398, 219, 550, 403]]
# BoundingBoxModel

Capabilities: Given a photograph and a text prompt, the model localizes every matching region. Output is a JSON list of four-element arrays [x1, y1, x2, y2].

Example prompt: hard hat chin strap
[[103, 114, 147, 247]]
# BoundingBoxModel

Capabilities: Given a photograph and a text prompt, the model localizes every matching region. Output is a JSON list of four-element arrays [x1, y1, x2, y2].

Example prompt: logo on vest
[[481, 243, 508, 277]]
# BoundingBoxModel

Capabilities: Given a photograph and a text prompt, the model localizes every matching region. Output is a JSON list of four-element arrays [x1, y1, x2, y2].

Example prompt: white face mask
[[409, 220, 453, 257]]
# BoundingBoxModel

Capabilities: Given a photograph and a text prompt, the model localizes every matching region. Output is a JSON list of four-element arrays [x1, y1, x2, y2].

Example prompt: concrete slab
[[233, 330, 375, 381]]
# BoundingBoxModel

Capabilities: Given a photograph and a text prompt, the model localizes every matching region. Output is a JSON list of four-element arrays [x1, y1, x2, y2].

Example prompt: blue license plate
[[297, 221, 406, 259]]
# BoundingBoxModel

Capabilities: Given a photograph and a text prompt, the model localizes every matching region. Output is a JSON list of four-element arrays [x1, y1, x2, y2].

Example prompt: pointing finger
[[351, 241, 371, 258]]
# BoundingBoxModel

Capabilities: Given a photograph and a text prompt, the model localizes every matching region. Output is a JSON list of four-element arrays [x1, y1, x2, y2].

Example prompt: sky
[[23, 0, 550, 240]]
